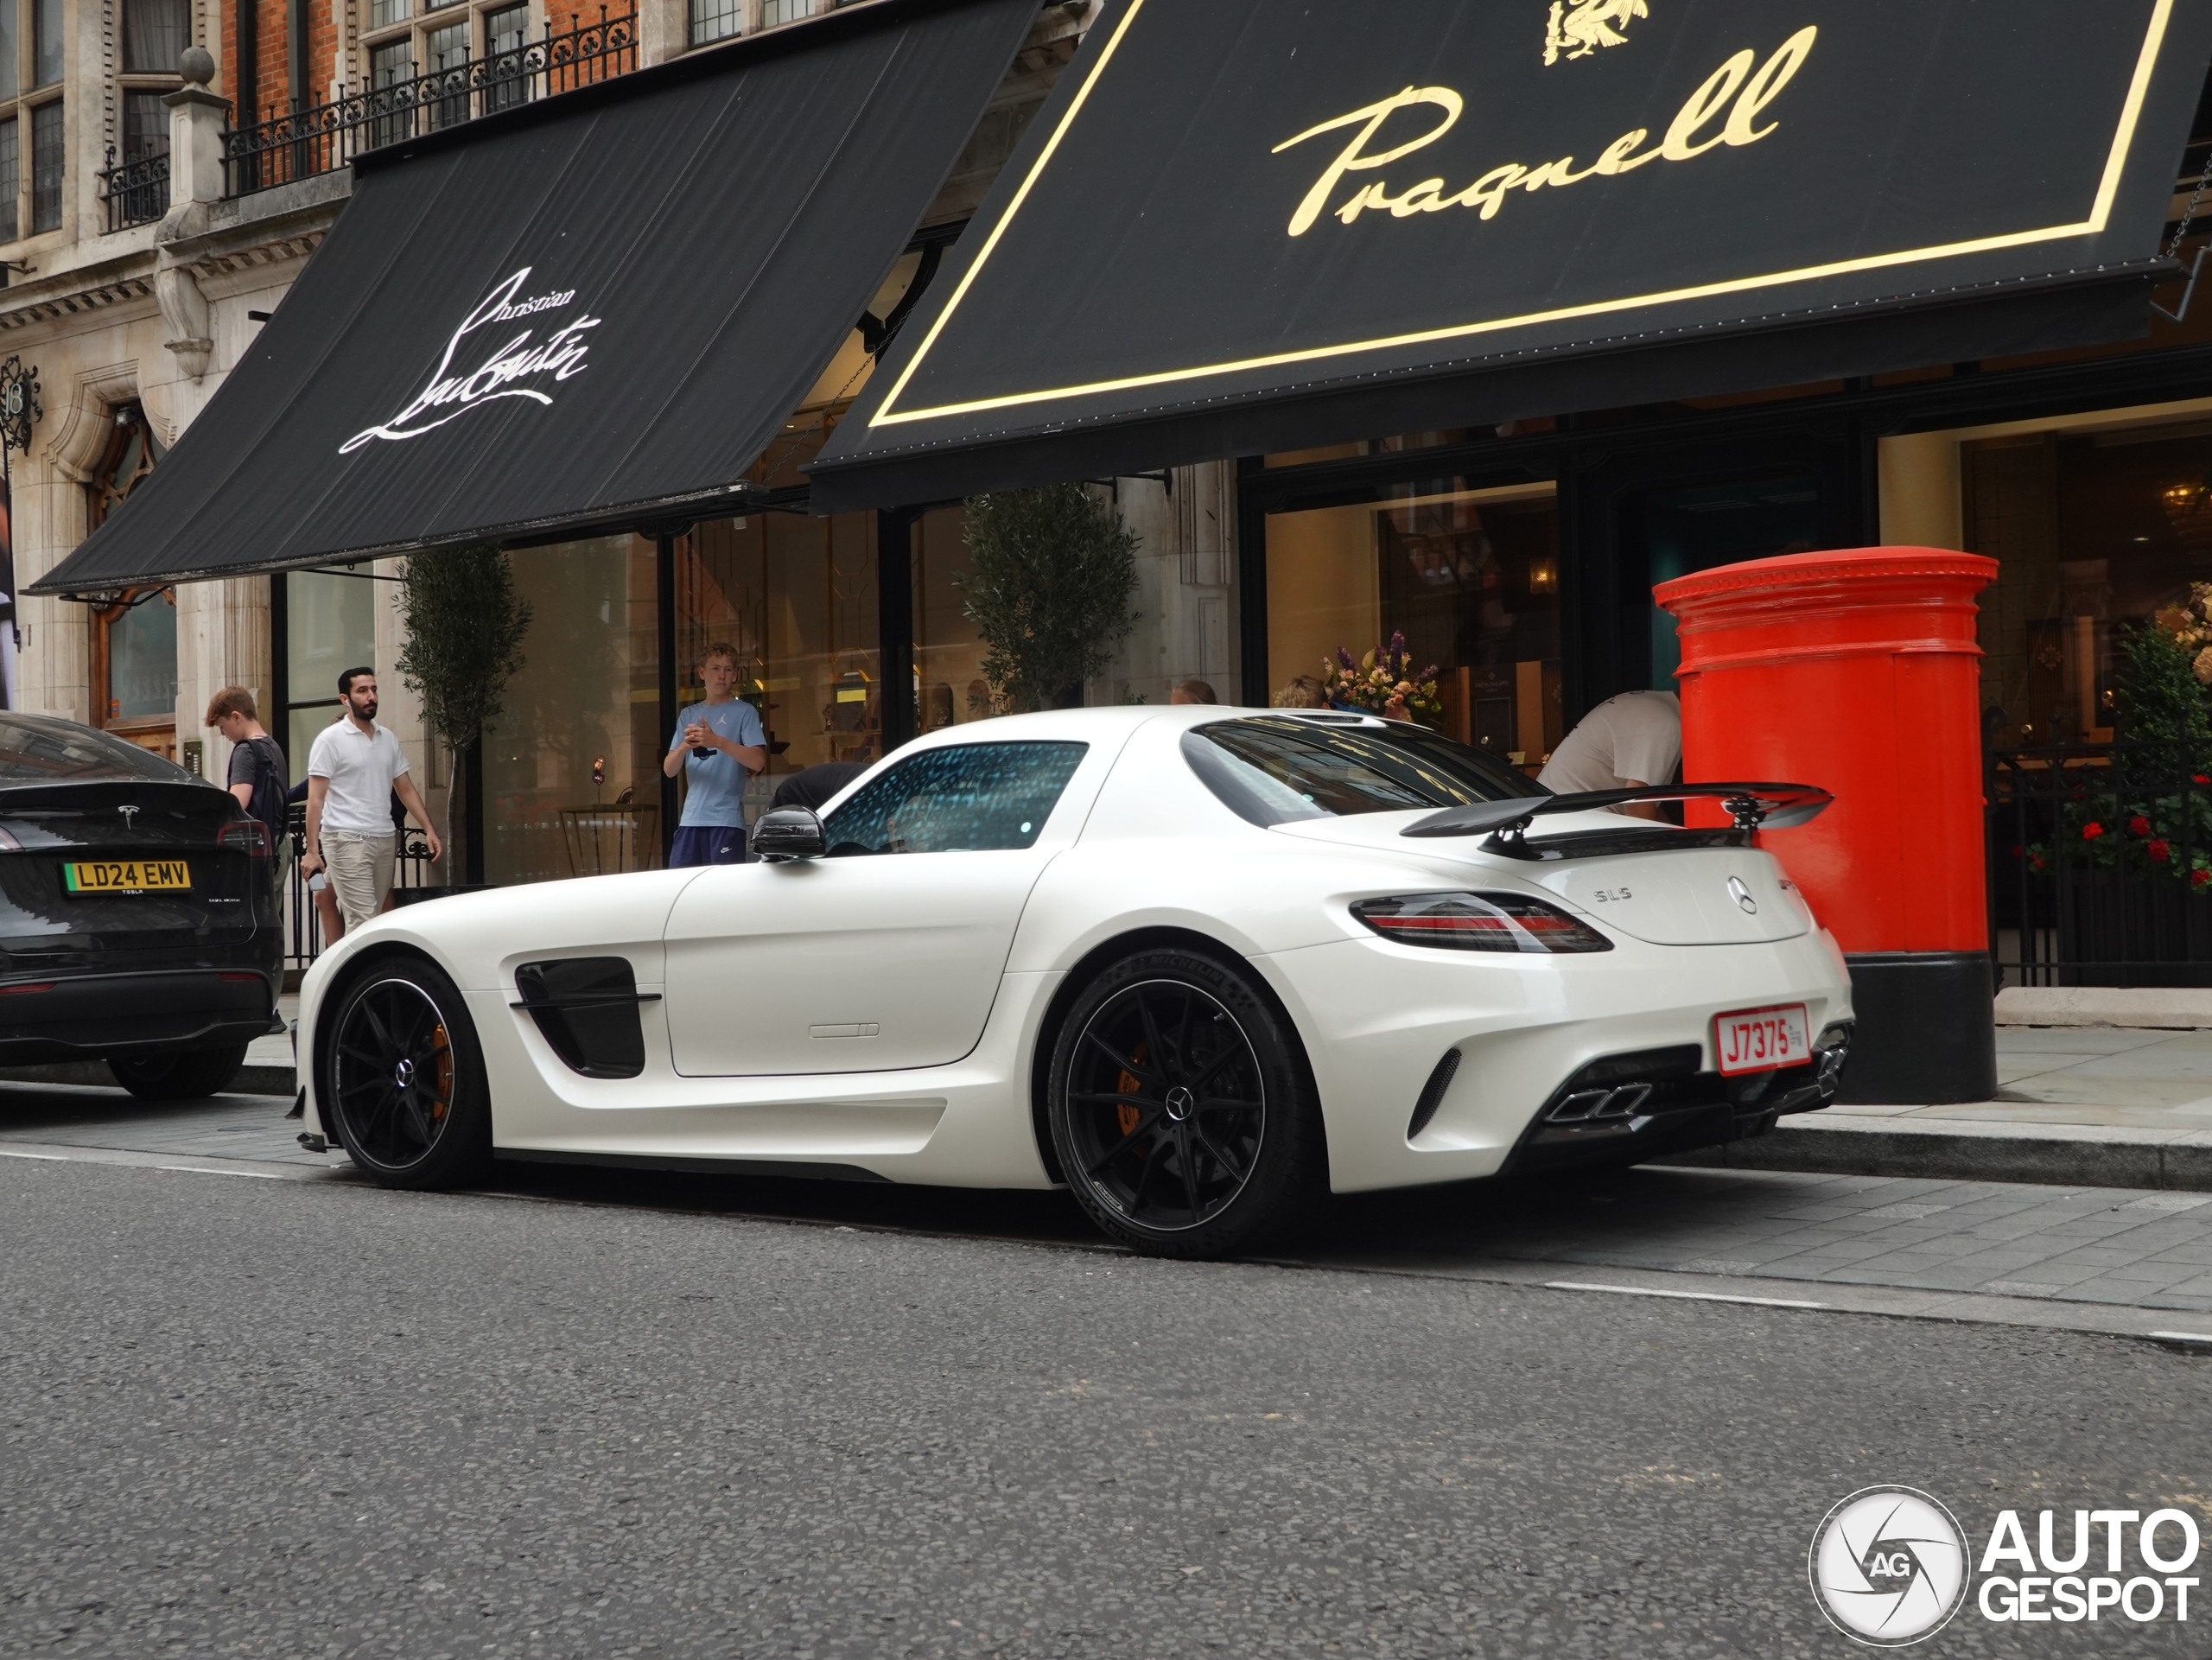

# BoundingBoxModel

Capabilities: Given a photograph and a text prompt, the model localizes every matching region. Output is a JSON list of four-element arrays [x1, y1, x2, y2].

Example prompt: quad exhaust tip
[[1545, 1082, 1655, 1124]]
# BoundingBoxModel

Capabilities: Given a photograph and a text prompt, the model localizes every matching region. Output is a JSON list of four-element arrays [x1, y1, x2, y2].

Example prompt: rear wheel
[[108, 1044, 248, 1101], [1047, 949, 1325, 1259], [322, 957, 490, 1188]]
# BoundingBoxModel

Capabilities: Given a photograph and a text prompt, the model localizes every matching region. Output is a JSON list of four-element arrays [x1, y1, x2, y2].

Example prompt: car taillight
[[218, 820, 270, 857], [1352, 892, 1613, 954]]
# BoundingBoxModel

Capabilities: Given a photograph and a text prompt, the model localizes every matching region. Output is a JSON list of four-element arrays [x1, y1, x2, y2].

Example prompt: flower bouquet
[[1320, 633, 1444, 726]]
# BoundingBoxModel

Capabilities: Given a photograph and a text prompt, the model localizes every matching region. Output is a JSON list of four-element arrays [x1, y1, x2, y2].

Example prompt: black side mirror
[[753, 806, 825, 863]]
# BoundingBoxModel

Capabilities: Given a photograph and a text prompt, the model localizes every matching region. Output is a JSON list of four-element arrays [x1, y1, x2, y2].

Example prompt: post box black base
[[1834, 951, 1997, 1106]]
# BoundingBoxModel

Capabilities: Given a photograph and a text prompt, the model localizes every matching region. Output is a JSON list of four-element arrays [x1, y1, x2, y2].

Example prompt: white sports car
[[297, 706, 1854, 1257]]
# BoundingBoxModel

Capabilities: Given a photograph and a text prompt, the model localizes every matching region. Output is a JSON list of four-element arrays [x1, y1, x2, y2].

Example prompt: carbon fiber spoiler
[[1401, 783, 1834, 841]]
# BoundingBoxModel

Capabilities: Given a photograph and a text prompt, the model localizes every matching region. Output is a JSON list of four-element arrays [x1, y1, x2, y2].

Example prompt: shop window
[[913, 505, 991, 730], [1641, 476, 1821, 687], [281, 567, 380, 783], [1969, 423, 2212, 747], [481, 537, 664, 886], [679, 506, 880, 798], [1266, 481, 1563, 771], [87, 406, 175, 758]]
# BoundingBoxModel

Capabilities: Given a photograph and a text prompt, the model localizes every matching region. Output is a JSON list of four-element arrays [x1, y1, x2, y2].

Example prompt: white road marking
[[2148, 1330, 2212, 1345], [0, 1149, 68, 1161], [152, 1165, 286, 1180], [1545, 1280, 1826, 1309]]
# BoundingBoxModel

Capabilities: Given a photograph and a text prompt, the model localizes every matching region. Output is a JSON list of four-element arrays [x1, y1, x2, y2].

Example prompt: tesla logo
[[118, 805, 138, 828], [340, 267, 600, 455]]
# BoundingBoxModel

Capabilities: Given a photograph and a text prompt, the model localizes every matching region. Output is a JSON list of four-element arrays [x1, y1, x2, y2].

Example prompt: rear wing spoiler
[[1402, 783, 1834, 842]]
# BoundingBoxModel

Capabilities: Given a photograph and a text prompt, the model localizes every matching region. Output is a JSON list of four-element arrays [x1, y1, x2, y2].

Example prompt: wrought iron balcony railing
[[224, 5, 636, 200], [99, 146, 172, 232]]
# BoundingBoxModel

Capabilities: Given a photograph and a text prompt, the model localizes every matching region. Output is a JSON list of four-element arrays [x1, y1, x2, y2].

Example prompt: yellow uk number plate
[[62, 859, 192, 894]]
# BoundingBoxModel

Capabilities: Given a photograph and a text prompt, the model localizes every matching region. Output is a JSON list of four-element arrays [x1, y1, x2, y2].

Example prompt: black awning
[[809, 0, 2212, 511], [30, 0, 1038, 597]]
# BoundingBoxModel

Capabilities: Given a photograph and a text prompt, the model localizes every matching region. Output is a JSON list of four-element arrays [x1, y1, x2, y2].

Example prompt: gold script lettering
[[1275, 30, 1818, 238], [1275, 86, 1466, 237], [1659, 50, 1755, 161], [1725, 25, 1817, 145]]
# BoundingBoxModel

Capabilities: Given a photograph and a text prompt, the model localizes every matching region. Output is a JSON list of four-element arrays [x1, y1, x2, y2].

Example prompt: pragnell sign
[[340, 268, 598, 454], [1273, 25, 1817, 238]]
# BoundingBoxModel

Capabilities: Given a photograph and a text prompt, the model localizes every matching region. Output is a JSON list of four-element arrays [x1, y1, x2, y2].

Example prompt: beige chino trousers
[[321, 830, 396, 934]]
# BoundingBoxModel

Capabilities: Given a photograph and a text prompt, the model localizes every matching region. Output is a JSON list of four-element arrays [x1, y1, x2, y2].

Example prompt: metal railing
[[283, 803, 436, 970], [1986, 737, 2212, 989], [225, 6, 636, 199], [98, 146, 171, 232]]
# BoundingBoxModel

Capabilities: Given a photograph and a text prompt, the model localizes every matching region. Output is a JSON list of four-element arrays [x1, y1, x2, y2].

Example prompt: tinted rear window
[[1184, 716, 1544, 828], [0, 715, 200, 786]]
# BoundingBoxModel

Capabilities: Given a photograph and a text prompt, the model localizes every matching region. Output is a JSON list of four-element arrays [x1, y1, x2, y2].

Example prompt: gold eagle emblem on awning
[[1546, 0, 1650, 65]]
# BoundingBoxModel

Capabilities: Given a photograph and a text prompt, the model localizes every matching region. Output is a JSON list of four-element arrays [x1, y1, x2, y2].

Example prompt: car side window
[[820, 741, 1089, 855]]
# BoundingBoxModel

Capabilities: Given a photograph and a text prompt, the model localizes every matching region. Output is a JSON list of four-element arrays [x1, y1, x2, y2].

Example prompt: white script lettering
[[340, 268, 598, 454]]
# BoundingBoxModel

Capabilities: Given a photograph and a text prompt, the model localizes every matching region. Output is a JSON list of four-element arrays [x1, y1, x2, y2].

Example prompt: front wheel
[[108, 1044, 248, 1100], [1047, 949, 1325, 1259], [321, 957, 490, 1189]]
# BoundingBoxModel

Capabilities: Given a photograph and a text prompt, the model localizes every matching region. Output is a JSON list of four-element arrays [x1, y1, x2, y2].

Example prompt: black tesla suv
[[0, 714, 283, 1097]]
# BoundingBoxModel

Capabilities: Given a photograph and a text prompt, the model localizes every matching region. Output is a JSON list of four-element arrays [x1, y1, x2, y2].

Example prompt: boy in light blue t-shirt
[[663, 643, 767, 866]]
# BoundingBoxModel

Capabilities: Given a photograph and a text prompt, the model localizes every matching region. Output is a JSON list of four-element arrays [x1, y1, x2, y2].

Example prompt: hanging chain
[[2152, 144, 2212, 324]]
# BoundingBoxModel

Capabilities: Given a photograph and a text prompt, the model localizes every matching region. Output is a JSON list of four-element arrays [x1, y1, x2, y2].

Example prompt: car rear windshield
[[0, 715, 200, 786], [1183, 716, 1545, 827]]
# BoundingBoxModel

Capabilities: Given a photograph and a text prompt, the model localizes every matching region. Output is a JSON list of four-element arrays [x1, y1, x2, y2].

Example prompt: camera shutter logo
[[1808, 1486, 1969, 1646]]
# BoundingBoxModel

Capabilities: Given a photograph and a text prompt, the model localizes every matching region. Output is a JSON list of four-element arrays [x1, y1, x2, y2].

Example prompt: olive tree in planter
[[396, 544, 531, 883], [957, 484, 1141, 714]]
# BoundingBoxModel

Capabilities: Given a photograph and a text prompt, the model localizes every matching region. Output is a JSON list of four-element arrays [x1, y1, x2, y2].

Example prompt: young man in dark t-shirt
[[207, 686, 288, 854]]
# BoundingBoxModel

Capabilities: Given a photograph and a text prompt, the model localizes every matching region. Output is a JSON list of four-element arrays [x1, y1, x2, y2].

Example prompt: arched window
[[87, 405, 175, 758]]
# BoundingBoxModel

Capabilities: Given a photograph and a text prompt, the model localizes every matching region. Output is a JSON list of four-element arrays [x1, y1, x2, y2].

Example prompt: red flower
[[2195, 868, 2211, 888], [2196, 776, 2209, 785], [2010, 843, 2024, 859], [2130, 816, 2152, 836], [2150, 840, 2171, 862], [2082, 823, 2105, 840]]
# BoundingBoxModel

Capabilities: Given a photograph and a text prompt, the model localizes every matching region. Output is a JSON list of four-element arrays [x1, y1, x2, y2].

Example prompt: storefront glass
[[678, 504, 880, 822], [1968, 423, 2212, 746], [1266, 481, 1562, 767], [913, 504, 993, 733], [482, 536, 662, 885], [283, 568, 379, 783]]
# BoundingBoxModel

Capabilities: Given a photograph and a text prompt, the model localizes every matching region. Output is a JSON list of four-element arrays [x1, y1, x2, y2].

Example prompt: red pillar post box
[[1655, 548, 1999, 1104]]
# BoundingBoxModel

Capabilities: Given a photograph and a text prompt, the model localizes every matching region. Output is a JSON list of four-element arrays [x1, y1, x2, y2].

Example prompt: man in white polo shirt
[[301, 667, 442, 932]]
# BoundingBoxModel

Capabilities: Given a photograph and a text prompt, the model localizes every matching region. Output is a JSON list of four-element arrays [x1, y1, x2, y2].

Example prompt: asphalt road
[[3, 1154, 2209, 1659]]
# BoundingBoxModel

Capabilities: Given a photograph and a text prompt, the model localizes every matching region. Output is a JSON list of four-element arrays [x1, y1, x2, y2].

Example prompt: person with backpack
[[206, 687, 288, 859]]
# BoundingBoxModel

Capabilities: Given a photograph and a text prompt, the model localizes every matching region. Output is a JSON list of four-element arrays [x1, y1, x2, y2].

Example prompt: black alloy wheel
[[324, 958, 489, 1188], [1048, 948, 1325, 1259]]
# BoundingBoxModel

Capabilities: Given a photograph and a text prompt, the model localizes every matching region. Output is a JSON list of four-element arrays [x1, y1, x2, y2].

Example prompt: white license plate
[[1714, 1004, 1809, 1076]]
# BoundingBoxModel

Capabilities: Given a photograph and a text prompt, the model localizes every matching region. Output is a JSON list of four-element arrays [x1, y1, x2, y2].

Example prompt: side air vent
[[1408, 1048, 1464, 1141], [512, 957, 658, 1079]]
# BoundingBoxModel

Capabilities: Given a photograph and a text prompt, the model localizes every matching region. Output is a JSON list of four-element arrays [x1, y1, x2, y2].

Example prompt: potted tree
[[396, 544, 531, 887], [957, 484, 1140, 713]]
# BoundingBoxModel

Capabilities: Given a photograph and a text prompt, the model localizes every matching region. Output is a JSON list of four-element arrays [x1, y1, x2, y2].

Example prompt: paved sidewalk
[[1688, 1024, 2212, 1190]]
